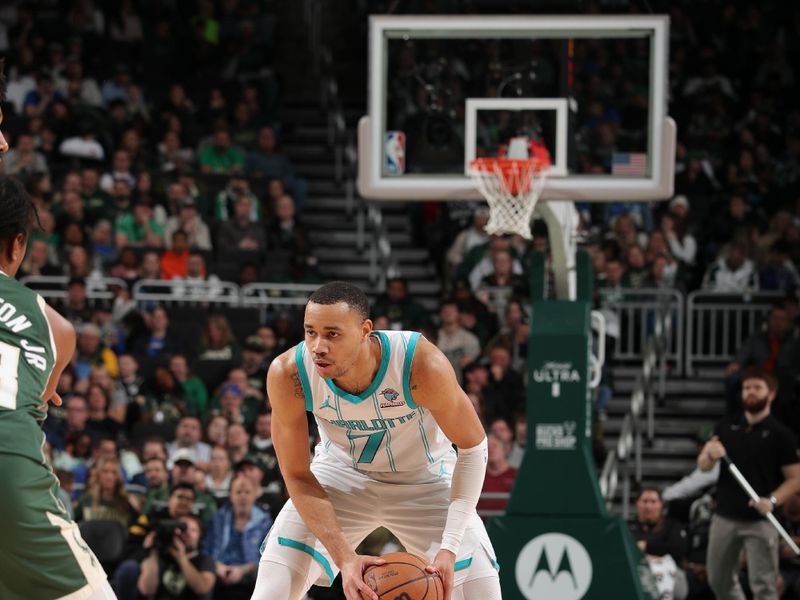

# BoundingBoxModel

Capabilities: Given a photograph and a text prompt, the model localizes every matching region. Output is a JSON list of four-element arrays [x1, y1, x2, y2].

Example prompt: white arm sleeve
[[440, 437, 488, 554]]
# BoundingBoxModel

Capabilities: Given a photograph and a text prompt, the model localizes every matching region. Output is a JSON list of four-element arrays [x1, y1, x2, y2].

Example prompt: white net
[[469, 159, 547, 240]]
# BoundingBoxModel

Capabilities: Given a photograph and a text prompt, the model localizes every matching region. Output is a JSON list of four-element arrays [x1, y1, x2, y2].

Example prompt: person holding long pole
[[699, 367, 800, 600]]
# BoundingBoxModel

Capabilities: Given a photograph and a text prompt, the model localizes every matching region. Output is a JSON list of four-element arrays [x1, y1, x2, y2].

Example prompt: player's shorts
[[0, 453, 108, 600], [260, 449, 499, 587]]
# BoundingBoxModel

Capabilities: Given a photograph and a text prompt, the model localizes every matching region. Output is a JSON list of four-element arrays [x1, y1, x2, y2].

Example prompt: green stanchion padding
[[529, 251, 546, 302], [487, 517, 658, 600], [486, 290, 658, 599], [507, 300, 603, 516]]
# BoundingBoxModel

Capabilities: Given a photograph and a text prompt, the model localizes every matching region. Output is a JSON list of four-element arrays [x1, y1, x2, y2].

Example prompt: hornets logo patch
[[379, 387, 403, 408]]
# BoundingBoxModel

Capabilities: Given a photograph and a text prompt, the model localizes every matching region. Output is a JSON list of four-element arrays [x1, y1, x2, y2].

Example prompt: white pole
[[722, 456, 800, 555]]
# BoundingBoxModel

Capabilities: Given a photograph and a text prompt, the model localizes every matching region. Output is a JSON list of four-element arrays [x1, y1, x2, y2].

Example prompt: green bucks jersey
[[0, 270, 56, 463]]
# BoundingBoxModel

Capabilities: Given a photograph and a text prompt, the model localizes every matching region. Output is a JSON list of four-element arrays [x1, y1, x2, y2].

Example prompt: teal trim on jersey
[[490, 557, 500, 571], [454, 557, 473, 572], [323, 331, 391, 403], [371, 392, 397, 471], [278, 537, 335, 584], [402, 332, 421, 409], [294, 344, 313, 412], [418, 408, 434, 464]]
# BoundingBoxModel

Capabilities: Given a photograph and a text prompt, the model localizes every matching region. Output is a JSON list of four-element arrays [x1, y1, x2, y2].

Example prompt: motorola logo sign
[[515, 533, 592, 600]]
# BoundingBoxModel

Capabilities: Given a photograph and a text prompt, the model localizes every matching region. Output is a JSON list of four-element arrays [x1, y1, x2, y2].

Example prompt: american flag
[[611, 152, 647, 176]]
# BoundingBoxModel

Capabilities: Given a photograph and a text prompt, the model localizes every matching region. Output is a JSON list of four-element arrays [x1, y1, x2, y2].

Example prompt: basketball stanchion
[[721, 455, 800, 555]]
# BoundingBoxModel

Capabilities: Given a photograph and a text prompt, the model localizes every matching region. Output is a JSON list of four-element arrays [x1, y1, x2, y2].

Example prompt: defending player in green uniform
[[0, 61, 116, 599]]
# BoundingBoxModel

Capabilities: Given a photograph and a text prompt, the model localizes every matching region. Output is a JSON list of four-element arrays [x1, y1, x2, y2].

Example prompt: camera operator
[[137, 514, 215, 600]]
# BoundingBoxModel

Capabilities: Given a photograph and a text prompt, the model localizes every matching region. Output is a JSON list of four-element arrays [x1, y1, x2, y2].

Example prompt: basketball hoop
[[469, 155, 549, 240]]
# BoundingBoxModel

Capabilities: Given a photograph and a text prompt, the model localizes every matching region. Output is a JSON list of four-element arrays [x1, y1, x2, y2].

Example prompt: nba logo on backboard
[[384, 131, 405, 176]]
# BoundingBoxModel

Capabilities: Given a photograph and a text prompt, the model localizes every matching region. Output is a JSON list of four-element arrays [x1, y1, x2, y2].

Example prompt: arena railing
[[240, 282, 321, 322], [599, 287, 684, 377], [21, 276, 129, 307], [131, 278, 242, 308], [685, 290, 783, 376], [599, 292, 672, 519]]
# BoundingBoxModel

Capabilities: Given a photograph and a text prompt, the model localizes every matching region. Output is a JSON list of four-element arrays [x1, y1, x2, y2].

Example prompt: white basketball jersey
[[294, 330, 455, 474]]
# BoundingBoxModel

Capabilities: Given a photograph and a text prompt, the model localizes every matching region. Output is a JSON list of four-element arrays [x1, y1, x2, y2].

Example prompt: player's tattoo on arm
[[291, 373, 304, 398], [410, 369, 418, 391]]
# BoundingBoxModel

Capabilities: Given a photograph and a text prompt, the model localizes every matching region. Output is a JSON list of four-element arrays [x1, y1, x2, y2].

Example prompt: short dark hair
[[635, 486, 662, 502], [741, 366, 778, 392], [308, 281, 369, 320], [170, 482, 196, 498], [0, 176, 37, 251]]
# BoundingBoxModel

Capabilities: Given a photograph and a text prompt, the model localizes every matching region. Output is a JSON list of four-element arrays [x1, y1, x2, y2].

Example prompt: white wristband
[[440, 437, 488, 554]]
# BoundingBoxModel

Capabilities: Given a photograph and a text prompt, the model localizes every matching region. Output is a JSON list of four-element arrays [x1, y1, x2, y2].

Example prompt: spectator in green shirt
[[169, 353, 209, 419], [198, 129, 244, 175], [115, 197, 165, 248]]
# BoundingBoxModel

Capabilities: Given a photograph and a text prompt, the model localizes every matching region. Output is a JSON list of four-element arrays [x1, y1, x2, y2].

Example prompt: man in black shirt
[[137, 514, 216, 600], [699, 367, 800, 600]]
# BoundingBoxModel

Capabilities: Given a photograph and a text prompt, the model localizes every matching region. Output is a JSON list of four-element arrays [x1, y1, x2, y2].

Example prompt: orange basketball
[[363, 552, 444, 600]]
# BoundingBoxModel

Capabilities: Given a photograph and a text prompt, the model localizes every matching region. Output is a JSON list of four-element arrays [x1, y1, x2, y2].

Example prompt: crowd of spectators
[[6, 0, 800, 599]]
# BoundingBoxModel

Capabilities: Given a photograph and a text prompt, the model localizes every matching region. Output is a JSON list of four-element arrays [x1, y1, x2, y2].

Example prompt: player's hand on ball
[[340, 554, 385, 600], [426, 549, 455, 600]]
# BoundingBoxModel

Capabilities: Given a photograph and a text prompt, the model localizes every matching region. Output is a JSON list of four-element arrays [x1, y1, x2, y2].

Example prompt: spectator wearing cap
[[115, 196, 165, 248], [203, 475, 272, 600], [73, 322, 119, 385], [224, 368, 263, 418], [167, 417, 212, 471], [662, 195, 697, 268], [163, 194, 212, 251], [160, 230, 191, 279], [144, 449, 216, 526], [211, 383, 250, 427], [234, 453, 283, 514]]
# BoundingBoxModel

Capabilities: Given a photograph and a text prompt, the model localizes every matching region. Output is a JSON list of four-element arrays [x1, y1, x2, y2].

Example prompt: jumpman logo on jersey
[[319, 396, 335, 411], [438, 461, 451, 478]]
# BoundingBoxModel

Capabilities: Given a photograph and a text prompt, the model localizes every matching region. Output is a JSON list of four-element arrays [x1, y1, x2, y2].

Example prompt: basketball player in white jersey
[[251, 282, 501, 600]]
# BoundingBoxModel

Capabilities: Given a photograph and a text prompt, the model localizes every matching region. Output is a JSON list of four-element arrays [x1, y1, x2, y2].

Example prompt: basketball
[[363, 552, 444, 600]]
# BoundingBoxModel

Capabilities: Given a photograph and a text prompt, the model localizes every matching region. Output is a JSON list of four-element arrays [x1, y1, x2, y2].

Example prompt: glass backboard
[[358, 15, 675, 202]]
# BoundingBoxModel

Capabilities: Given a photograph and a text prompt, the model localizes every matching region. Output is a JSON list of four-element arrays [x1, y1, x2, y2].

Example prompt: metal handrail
[[685, 290, 783, 375], [599, 287, 684, 376], [20, 275, 128, 305], [599, 295, 671, 518], [132, 278, 241, 307]]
